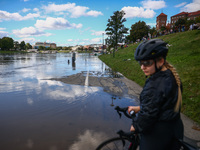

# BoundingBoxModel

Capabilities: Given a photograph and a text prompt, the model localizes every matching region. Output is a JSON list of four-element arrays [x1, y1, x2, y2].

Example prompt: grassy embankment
[[99, 30, 200, 124]]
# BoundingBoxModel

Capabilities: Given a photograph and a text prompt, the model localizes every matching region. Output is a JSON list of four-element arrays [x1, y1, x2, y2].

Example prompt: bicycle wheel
[[96, 137, 133, 150]]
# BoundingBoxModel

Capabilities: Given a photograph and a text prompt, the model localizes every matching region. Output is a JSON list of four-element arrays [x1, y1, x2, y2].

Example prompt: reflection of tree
[[69, 130, 107, 150]]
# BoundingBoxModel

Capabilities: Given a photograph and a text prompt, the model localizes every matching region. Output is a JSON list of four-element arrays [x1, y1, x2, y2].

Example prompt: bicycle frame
[[96, 106, 140, 150], [96, 106, 199, 150]]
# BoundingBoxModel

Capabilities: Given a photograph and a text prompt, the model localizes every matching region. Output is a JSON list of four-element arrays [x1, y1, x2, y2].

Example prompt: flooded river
[[0, 53, 138, 150]]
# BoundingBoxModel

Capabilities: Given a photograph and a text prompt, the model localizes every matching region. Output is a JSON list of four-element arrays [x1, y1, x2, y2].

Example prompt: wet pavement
[[0, 53, 140, 150]]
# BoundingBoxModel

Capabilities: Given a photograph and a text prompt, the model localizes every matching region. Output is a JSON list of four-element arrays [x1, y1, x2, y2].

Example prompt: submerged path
[[50, 71, 143, 99], [49, 72, 200, 148]]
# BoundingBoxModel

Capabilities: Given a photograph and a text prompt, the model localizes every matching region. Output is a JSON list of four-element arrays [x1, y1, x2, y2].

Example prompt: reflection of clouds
[[69, 130, 107, 150], [38, 79, 63, 86], [46, 84, 100, 103], [27, 98, 33, 105], [0, 53, 107, 94]]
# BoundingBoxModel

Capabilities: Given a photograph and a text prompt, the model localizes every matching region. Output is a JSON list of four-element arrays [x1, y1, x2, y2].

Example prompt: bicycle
[[96, 106, 199, 150]]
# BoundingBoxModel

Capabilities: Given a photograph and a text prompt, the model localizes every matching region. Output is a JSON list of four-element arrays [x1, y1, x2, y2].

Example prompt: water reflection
[[72, 61, 76, 70], [0, 53, 138, 150], [69, 130, 108, 150]]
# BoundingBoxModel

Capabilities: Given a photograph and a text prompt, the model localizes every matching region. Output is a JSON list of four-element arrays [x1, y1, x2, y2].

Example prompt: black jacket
[[132, 69, 181, 133]]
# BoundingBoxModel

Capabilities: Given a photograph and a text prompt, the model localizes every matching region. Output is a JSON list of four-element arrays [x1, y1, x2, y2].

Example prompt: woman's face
[[139, 60, 156, 76], [139, 58, 165, 76]]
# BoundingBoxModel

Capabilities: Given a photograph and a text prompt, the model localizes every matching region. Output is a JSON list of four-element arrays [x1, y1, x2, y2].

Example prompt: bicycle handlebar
[[115, 106, 135, 119]]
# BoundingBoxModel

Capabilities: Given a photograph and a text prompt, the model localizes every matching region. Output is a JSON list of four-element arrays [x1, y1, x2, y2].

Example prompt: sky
[[0, 0, 200, 46]]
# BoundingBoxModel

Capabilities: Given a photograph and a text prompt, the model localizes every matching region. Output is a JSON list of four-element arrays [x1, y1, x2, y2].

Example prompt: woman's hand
[[128, 106, 140, 114], [130, 125, 135, 132]]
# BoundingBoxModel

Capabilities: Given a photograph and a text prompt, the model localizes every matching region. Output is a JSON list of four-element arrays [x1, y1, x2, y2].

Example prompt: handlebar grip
[[115, 106, 135, 119], [130, 110, 135, 116]]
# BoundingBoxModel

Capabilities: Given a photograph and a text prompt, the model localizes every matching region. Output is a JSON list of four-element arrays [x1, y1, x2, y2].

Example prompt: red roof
[[158, 13, 167, 16], [188, 10, 200, 16], [172, 12, 188, 17]]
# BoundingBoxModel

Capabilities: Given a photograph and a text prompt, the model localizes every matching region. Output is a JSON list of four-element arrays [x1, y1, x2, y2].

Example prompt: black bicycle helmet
[[134, 39, 168, 61]]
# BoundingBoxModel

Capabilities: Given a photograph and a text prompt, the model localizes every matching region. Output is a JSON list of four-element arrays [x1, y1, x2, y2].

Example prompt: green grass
[[99, 30, 200, 124]]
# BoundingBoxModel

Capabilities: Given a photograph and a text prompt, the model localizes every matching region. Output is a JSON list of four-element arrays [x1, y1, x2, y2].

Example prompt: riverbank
[[99, 30, 200, 125]]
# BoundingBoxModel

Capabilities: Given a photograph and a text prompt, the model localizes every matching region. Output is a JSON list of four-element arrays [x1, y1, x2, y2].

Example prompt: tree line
[[105, 10, 200, 57], [0, 37, 32, 51], [0, 37, 72, 51]]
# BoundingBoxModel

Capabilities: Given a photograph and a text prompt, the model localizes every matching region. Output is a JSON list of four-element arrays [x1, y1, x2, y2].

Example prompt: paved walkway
[[50, 72, 200, 149]]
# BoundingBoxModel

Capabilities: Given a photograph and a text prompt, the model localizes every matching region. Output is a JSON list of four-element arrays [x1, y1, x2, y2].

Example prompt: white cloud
[[0, 27, 9, 38], [22, 12, 40, 20], [12, 26, 51, 38], [91, 31, 105, 36], [180, 0, 200, 12], [175, 2, 187, 8], [67, 39, 73, 42], [22, 8, 31, 13], [85, 10, 103, 17], [0, 10, 40, 21], [0, 27, 6, 30], [66, 38, 102, 46], [18, 37, 36, 44], [34, 17, 82, 30], [42, 3, 103, 18], [0, 10, 22, 21], [0, 30, 9, 38], [141, 0, 166, 10], [42, 3, 76, 12], [69, 5, 89, 18], [91, 38, 101, 43], [122, 6, 156, 18], [33, 8, 39, 12]]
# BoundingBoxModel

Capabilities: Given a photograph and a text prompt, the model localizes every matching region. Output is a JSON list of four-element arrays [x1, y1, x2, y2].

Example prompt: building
[[33, 42, 56, 49], [188, 10, 200, 21], [170, 10, 200, 28], [170, 12, 188, 28], [156, 13, 167, 30]]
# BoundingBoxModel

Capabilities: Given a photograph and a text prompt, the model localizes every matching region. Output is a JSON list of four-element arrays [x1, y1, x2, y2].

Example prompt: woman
[[128, 39, 183, 150]]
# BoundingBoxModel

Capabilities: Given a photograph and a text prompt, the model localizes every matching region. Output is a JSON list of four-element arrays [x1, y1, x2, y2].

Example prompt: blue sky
[[0, 0, 200, 46]]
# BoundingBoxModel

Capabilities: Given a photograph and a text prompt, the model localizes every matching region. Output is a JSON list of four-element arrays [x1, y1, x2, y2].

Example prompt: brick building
[[156, 13, 167, 30], [170, 10, 200, 28], [33, 42, 56, 49]]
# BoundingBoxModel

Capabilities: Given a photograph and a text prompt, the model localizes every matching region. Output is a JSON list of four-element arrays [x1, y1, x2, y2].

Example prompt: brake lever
[[115, 106, 122, 118]]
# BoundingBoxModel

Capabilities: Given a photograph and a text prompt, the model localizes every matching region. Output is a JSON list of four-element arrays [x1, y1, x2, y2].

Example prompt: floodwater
[[0, 53, 138, 150]]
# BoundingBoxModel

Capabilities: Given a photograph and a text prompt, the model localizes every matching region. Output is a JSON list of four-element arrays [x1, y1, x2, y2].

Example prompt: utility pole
[[102, 33, 104, 54]]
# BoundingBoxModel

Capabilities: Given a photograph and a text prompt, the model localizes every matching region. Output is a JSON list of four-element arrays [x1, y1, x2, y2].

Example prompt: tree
[[105, 10, 129, 57], [0, 37, 14, 50], [20, 41, 26, 50], [26, 43, 32, 50], [14, 41, 20, 50], [195, 16, 200, 23], [149, 27, 157, 38], [0, 38, 2, 50], [129, 21, 150, 42], [175, 18, 186, 32], [38, 46, 45, 50]]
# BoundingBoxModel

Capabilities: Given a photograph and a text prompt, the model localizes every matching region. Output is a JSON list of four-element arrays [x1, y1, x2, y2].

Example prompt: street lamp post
[[102, 33, 104, 54]]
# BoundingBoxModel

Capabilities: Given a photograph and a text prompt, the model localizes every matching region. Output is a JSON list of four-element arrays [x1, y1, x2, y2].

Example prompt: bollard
[[72, 52, 76, 63]]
